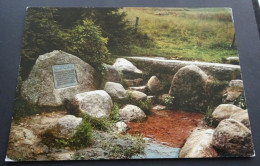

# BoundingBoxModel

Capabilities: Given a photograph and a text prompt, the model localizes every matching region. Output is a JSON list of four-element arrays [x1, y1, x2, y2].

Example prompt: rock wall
[[127, 57, 241, 82]]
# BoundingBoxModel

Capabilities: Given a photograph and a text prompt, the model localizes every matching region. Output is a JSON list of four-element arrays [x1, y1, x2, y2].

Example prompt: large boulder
[[147, 76, 163, 94], [179, 129, 218, 158], [74, 90, 113, 118], [100, 64, 122, 88], [212, 119, 254, 156], [230, 110, 250, 128], [51, 115, 83, 139], [119, 104, 146, 122], [169, 65, 208, 112], [212, 104, 245, 125], [21, 50, 96, 107], [113, 58, 142, 78], [104, 82, 128, 101], [127, 90, 147, 101]]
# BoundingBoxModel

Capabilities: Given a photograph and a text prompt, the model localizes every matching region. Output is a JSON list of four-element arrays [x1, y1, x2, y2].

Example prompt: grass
[[121, 8, 238, 63], [203, 107, 215, 127]]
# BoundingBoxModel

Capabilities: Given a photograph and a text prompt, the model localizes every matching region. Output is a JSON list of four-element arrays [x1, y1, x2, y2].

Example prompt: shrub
[[67, 18, 110, 68], [162, 96, 175, 109]]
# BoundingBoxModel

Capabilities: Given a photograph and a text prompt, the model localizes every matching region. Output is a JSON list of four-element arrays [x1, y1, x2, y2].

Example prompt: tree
[[67, 18, 109, 68]]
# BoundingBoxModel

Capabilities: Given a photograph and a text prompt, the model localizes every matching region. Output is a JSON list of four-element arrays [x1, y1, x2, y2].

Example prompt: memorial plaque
[[52, 64, 78, 89]]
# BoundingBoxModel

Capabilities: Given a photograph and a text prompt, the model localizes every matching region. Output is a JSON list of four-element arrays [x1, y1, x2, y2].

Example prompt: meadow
[[123, 8, 238, 63]]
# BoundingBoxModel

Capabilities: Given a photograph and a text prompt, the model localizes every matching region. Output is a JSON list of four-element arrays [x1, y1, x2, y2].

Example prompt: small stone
[[104, 82, 128, 101], [53, 115, 82, 139], [119, 104, 146, 122], [114, 122, 128, 134], [147, 76, 163, 94], [229, 79, 244, 89], [128, 86, 148, 93], [212, 104, 245, 125], [124, 78, 143, 87], [127, 90, 147, 101], [230, 109, 250, 128], [152, 105, 166, 111]]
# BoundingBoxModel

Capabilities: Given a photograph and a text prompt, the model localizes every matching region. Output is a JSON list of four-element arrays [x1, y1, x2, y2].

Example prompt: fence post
[[230, 33, 236, 49], [135, 17, 139, 32]]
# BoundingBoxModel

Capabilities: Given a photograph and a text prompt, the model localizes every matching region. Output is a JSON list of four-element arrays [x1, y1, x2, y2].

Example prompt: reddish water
[[127, 110, 204, 148]]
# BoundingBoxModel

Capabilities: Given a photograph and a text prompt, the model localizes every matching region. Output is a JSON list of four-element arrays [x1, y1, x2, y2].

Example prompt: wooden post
[[135, 17, 139, 32], [230, 33, 236, 49]]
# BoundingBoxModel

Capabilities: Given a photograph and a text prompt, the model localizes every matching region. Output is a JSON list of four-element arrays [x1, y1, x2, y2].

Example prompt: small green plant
[[163, 96, 175, 109], [109, 102, 122, 122], [81, 113, 110, 131], [203, 107, 214, 127], [70, 121, 93, 148], [42, 120, 93, 149]]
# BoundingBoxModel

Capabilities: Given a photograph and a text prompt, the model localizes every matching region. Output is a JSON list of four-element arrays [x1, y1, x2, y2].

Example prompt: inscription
[[52, 64, 78, 89]]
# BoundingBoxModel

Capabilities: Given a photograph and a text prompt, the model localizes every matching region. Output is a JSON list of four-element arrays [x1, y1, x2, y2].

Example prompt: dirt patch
[[127, 110, 204, 148]]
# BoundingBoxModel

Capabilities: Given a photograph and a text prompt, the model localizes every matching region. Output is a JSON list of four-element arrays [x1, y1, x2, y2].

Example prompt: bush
[[67, 18, 110, 68], [162, 96, 175, 109]]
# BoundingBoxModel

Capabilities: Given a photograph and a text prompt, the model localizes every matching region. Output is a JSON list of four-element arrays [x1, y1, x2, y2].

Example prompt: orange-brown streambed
[[127, 110, 204, 148]]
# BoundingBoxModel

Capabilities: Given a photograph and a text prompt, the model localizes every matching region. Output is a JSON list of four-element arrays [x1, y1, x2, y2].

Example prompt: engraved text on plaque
[[52, 64, 78, 89]]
